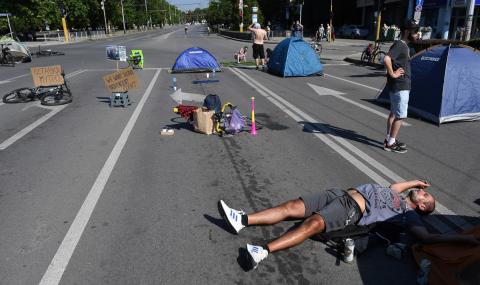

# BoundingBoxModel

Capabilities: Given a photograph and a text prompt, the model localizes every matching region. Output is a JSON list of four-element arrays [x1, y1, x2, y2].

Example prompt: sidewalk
[[218, 32, 384, 63], [21, 26, 178, 48]]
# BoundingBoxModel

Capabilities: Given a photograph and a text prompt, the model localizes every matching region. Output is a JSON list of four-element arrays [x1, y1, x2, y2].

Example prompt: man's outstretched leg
[[218, 199, 325, 269], [218, 199, 306, 234], [246, 214, 325, 269]]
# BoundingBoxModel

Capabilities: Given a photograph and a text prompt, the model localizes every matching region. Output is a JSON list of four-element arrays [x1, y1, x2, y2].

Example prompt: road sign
[[414, 11, 422, 22], [0, 13, 11, 17], [415, 0, 424, 6], [415, 5, 423, 12]]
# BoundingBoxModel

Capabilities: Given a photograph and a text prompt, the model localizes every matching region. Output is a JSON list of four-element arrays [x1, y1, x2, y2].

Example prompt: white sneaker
[[218, 200, 246, 234], [246, 244, 268, 269]]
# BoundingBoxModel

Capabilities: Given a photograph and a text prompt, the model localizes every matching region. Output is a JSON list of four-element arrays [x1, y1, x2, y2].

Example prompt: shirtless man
[[248, 23, 268, 70], [218, 180, 480, 269]]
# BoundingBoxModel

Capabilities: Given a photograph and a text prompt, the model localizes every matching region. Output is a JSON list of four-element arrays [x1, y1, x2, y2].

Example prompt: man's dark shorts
[[252, 43, 265, 59], [300, 188, 362, 232]]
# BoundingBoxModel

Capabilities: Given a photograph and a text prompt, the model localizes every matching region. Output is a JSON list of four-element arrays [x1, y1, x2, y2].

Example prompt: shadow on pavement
[[349, 72, 386, 78], [300, 121, 383, 148], [203, 214, 236, 235]]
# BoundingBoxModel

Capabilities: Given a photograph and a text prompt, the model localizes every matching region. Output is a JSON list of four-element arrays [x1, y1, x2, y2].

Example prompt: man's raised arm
[[390, 180, 430, 193]]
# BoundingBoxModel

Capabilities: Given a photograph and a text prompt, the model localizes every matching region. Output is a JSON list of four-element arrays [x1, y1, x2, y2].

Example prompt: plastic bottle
[[172, 77, 177, 90], [343, 238, 355, 263]]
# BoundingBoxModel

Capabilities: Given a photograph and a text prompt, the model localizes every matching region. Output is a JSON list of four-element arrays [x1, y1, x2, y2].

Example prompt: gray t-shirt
[[387, 40, 413, 92], [354, 184, 423, 228]]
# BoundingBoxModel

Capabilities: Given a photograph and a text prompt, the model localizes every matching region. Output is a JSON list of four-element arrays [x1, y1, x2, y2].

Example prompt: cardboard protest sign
[[30, 65, 64, 87], [102, 66, 140, 92]]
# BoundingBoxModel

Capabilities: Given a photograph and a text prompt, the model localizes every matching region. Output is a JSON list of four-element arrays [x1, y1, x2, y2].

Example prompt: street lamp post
[[329, 0, 333, 42], [101, 0, 108, 34]]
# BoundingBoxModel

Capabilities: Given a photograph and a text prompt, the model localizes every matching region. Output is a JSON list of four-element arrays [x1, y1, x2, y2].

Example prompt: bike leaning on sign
[[3, 65, 72, 105]]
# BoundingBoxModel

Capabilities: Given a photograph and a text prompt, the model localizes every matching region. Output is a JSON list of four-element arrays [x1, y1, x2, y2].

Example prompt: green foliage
[[0, 0, 187, 33], [206, 0, 265, 31]]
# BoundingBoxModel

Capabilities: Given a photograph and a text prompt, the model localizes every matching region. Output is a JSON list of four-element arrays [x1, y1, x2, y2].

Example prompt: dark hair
[[402, 19, 419, 32], [416, 199, 435, 216]]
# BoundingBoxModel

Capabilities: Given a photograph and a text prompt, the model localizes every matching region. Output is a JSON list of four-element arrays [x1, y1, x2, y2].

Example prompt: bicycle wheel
[[40, 88, 72, 106], [360, 50, 369, 64], [373, 51, 386, 65], [3, 88, 34, 103], [51, 51, 65, 56]]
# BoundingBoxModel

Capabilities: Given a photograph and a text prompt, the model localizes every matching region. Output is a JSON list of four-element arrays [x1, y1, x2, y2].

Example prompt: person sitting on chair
[[218, 180, 480, 269], [234, 46, 248, 63]]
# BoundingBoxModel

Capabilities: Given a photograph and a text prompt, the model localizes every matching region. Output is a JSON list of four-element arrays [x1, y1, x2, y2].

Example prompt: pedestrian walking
[[248, 23, 268, 70], [218, 180, 479, 269], [291, 20, 304, 39], [317, 24, 325, 42], [383, 20, 420, 153], [266, 21, 272, 38], [326, 24, 331, 42]]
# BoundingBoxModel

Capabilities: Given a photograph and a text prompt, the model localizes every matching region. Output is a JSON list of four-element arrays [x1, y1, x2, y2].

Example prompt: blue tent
[[172, 47, 220, 73], [377, 45, 480, 124], [267, 37, 323, 77]]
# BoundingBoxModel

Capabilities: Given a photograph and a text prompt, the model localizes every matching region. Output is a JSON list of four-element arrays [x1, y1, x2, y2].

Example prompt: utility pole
[[101, 0, 108, 34], [59, 3, 69, 43], [120, 0, 126, 34], [465, 0, 475, 41], [329, 0, 333, 42], [375, 0, 383, 42], [144, 0, 151, 28]]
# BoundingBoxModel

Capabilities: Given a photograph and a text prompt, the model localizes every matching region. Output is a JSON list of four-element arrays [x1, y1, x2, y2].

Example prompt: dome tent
[[377, 44, 480, 124], [267, 37, 323, 77], [171, 47, 220, 73]]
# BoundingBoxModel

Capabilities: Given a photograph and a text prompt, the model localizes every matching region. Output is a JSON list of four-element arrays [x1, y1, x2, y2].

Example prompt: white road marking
[[324, 73, 382, 92], [308, 83, 412, 126], [230, 67, 471, 232], [0, 105, 67, 150], [0, 73, 29, 82], [39, 68, 162, 285]]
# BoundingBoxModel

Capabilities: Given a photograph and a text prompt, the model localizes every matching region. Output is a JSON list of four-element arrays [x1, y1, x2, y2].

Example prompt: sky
[[169, 0, 209, 11]]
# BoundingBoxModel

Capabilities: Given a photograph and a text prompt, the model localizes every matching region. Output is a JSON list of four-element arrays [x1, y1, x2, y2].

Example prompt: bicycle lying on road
[[361, 41, 386, 65], [34, 45, 65, 57], [3, 71, 72, 106], [0, 43, 15, 66]]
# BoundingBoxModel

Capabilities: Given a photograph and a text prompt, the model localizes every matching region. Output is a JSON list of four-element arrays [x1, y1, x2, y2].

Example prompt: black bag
[[203, 94, 221, 114]]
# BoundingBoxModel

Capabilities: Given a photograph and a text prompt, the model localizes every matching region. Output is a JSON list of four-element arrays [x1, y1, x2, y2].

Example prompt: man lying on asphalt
[[218, 180, 480, 269]]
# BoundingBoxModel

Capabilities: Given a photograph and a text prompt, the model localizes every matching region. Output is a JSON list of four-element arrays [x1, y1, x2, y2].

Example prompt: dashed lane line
[[230, 67, 471, 233], [39, 68, 162, 285]]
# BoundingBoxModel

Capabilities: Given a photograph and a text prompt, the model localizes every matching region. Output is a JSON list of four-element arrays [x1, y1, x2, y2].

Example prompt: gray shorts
[[300, 188, 362, 233]]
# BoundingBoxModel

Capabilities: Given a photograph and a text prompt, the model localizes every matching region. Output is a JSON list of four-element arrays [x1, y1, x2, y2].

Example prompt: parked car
[[337, 25, 369, 39]]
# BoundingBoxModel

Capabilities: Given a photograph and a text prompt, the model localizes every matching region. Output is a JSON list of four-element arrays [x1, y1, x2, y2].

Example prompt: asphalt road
[[0, 25, 479, 285]]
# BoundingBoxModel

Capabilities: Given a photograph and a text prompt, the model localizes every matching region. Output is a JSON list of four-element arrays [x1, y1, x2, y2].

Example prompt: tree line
[[0, 0, 187, 35]]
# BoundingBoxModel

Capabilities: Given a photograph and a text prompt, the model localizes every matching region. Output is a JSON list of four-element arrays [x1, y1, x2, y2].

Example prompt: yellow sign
[[31, 65, 64, 87], [103, 66, 140, 92]]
